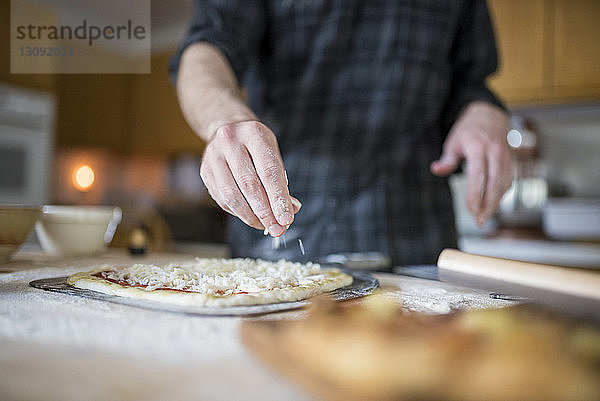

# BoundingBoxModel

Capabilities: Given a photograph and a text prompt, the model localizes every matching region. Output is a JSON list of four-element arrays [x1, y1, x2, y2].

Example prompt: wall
[[53, 148, 170, 206], [54, 52, 204, 156], [0, 0, 58, 92]]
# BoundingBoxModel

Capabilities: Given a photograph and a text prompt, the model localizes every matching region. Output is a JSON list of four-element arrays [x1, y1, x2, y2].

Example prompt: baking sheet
[[29, 270, 379, 316]]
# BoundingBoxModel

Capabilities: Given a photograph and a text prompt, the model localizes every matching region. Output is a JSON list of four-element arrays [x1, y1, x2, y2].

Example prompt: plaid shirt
[[170, 0, 503, 265]]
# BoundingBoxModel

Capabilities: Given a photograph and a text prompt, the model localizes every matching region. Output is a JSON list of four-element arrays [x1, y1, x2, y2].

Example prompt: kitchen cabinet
[[0, 0, 57, 92], [6, 1, 599, 154], [553, 0, 600, 93], [126, 53, 205, 155], [54, 53, 204, 155], [486, 0, 548, 103], [1, 1, 201, 155], [459, 235, 600, 268], [56, 74, 129, 150], [487, 0, 600, 105]]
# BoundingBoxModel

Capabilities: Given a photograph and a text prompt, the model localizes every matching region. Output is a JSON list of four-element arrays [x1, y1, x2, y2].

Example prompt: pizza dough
[[67, 258, 353, 307]]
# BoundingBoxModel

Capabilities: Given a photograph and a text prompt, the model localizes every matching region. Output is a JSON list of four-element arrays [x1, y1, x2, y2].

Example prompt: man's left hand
[[430, 101, 513, 226]]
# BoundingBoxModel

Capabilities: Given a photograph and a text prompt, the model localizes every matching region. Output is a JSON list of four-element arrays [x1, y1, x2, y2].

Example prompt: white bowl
[[35, 205, 122, 256]]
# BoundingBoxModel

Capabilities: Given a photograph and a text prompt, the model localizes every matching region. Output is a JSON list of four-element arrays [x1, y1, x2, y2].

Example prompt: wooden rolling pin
[[438, 249, 600, 319]]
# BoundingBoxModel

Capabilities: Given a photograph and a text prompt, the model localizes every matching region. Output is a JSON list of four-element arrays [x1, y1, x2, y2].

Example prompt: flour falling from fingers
[[265, 227, 306, 256], [298, 238, 305, 256], [262, 170, 305, 256]]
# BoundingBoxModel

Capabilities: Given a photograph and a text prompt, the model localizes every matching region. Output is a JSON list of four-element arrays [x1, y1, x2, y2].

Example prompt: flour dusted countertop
[[0, 249, 512, 401]]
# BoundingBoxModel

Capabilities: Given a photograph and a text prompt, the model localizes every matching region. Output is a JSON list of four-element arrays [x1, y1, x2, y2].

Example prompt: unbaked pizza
[[67, 258, 353, 307]]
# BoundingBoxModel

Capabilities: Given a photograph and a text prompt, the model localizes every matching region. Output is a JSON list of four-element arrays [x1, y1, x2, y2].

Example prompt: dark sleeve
[[443, 0, 505, 130], [168, 0, 265, 85]]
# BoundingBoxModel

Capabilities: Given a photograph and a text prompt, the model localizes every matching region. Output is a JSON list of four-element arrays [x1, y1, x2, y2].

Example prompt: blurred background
[[1, 0, 599, 264]]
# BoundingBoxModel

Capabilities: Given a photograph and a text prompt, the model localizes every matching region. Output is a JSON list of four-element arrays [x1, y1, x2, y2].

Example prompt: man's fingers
[[203, 121, 296, 235], [224, 144, 285, 236], [201, 166, 241, 220], [205, 158, 265, 231], [440, 102, 511, 226], [430, 151, 461, 177], [245, 125, 294, 227], [478, 152, 502, 224], [291, 196, 302, 214], [215, 163, 265, 230], [200, 167, 233, 213], [478, 144, 514, 224], [465, 144, 487, 217]]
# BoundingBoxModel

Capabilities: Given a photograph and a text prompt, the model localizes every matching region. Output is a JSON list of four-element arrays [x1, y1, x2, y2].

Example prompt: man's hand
[[430, 101, 512, 226], [200, 120, 301, 237], [176, 44, 300, 237]]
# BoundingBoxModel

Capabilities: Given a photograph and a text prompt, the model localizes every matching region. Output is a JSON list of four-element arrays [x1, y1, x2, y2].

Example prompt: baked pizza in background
[[242, 296, 600, 401]]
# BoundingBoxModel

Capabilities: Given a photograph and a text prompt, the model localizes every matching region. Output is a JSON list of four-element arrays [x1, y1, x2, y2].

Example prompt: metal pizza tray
[[29, 270, 379, 316]]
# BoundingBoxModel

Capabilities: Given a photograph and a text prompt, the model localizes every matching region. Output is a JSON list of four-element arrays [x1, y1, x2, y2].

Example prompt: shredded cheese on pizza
[[99, 258, 326, 296]]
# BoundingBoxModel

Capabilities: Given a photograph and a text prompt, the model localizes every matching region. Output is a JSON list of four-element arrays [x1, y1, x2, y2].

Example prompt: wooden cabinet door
[[0, 0, 57, 92], [126, 53, 204, 156], [486, 0, 549, 103], [56, 74, 129, 150], [553, 0, 600, 97]]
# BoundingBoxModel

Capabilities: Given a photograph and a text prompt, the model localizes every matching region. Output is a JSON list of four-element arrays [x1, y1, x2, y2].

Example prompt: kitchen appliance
[[543, 197, 600, 240], [498, 116, 548, 228], [318, 252, 392, 271], [0, 84, 55, 205]]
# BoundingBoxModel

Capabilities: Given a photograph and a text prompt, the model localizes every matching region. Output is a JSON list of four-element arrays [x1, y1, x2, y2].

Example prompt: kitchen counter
[[459, 235, 600, 268], [0, 249, 512, 401]]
